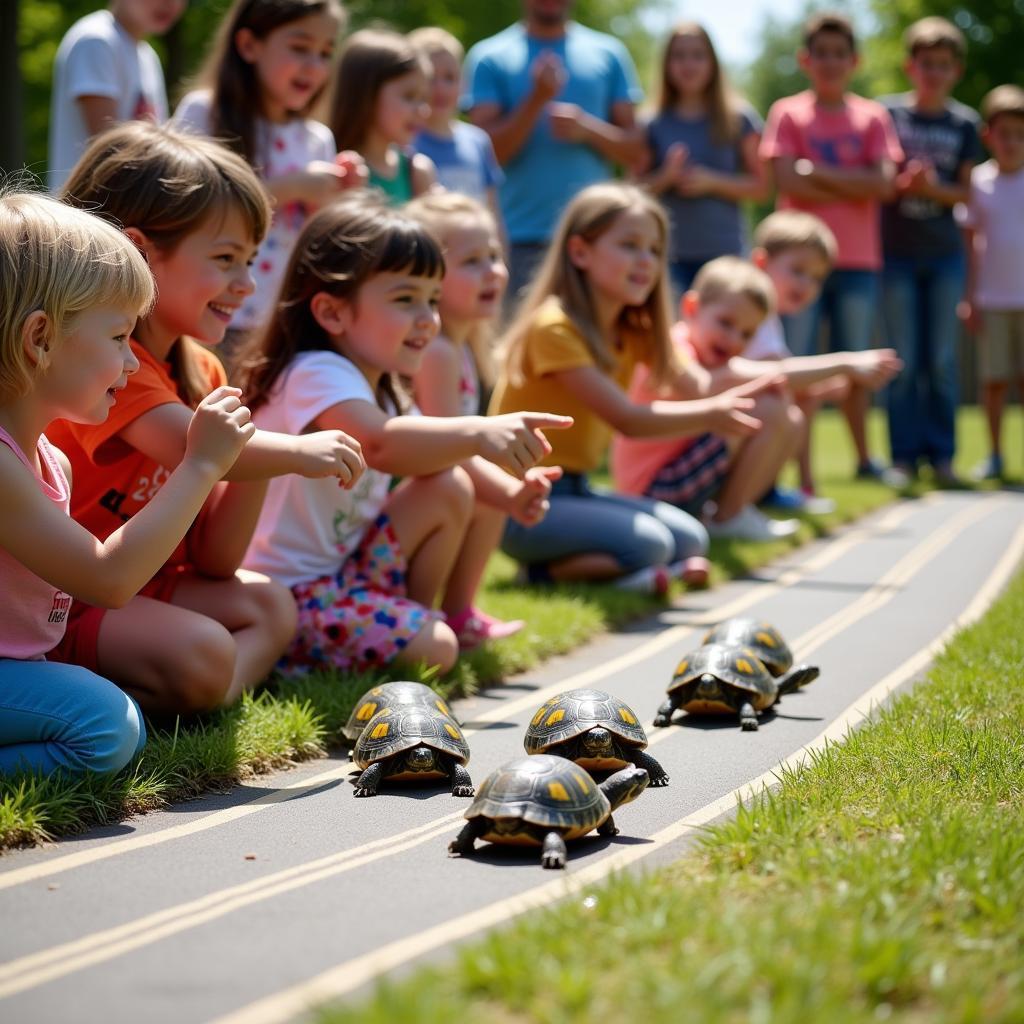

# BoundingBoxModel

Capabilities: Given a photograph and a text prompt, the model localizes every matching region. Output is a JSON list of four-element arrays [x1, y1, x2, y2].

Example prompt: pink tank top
[[0, 427, 73, 660]]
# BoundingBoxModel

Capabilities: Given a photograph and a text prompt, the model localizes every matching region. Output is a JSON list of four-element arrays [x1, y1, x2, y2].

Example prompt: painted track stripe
[[207, 518, 1024, 1024], [0, 499, 923, 893], [0, 498, 998, 1000]]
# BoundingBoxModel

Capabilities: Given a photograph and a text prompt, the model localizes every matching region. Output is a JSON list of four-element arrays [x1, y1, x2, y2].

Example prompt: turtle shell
[[702, 618, 793, 677], [353, 706, 469, 770], [343, 681, 455, 741], [669, 644, 777, 712], [465, 754, 610, 844], [524, 688, 648, 756]]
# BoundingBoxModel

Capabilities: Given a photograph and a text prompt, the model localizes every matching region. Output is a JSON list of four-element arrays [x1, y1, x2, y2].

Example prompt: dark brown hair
[[329, 28, 429, 153], [61, 121, 271, 407], [239, 193, 444, 414], [192, 0, 345, 165], [803, 12, 857, 53]]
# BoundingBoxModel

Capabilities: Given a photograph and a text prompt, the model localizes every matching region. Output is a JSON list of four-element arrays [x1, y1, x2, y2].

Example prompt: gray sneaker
[[707, 505, 799, 542]]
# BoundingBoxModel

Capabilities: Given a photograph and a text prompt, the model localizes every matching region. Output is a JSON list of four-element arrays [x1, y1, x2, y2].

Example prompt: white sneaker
[[707, 505, 799, 542], [613, 564, 670, 595]]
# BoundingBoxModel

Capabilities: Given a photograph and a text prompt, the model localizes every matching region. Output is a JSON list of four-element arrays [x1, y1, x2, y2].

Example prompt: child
[[491, 182, 778, 590], [641, 22, 767, 295], [0, 192, 253, 776], [880, 17, 982, 487], [48, 0, 185, 192], [760, 11, 904, 480], [406, 192, 556, 646], [957, 85, 1024, 481], [49, 123, 365, 716], [173, 0, 365, 356], [238, 196, 571, 675], [329, 29, 437, 205], [614, 256, 901, 540], [409, 27, 504, 227], [749, 210, 846, 511]]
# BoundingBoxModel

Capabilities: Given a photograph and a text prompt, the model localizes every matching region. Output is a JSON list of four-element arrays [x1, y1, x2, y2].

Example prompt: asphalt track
[[2, 489, 1023, 1024]]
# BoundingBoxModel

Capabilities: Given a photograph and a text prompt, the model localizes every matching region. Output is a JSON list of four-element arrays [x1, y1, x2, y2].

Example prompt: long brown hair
[[239, 194, 444, 415], [659, 22, 743, 146], [60, 122, 271, 407], [502, 183, 677, 388], [329, 28, 429, 153], [191, 0, 346, 165]]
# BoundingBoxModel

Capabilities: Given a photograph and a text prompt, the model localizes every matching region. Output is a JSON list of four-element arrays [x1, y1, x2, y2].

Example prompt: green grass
[[317, 539, 1024, 1024], [0, 408, 1017, 851]]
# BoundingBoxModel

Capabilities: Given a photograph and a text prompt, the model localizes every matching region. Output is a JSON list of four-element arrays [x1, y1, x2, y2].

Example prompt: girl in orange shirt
[[48, 121, 364, 715]]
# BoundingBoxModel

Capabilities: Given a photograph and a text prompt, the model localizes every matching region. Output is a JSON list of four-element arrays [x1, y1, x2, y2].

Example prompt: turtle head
[[406, 745, 437, 772], [599, 765, 649, 812], [581, 727, 614, 757], [697, 673, 719, 699]]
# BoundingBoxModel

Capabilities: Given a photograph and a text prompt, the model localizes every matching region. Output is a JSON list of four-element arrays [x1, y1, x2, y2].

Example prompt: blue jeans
[[783, 268, 880, 357], [0, 659, 146, 776], [881, 252, 965, 466], [505, 242, 548, 315], [501, 473, 708, 573]]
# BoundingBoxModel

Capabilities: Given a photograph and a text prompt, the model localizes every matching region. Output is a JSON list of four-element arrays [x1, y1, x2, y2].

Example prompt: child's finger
[[521, 413, 574, 431]]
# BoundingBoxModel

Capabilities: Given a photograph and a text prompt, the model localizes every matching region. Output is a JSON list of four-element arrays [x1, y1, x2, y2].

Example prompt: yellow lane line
[[207, 518, 1024, 1024], [0, 498, 923, 893]]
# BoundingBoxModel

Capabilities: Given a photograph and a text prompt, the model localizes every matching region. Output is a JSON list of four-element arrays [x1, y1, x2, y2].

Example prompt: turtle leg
[[448, 819, 484, 858], [652, 697, 677, 728], [541, 831, 568, 869], [631, 749, 669, 787], [739, 701, 759, 731], [448, 761, 475, 798], [777, 664, 821, 695], [597, 813, 619, 837], [353, 761, 385, 797]]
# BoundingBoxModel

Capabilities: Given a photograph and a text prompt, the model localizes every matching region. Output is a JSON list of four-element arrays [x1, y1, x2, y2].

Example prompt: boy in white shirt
[[958, 85, 1024, 480], [48, 1, 184, 192]]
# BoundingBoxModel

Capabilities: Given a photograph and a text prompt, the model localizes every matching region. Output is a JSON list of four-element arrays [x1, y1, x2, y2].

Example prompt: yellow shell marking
[[735, 658, 755, 675], [435, 699, 450, 715], [531, 706, 548, 727], [369, 721, 390, 739], [355, 702, 379, 722], [443, 722, 462, 740], [618, 707, 638, 725], [674, 659, 689, 676], [755, 631, 777, 647], [547, 782, 570, 801], [545, 709, 566, 726]]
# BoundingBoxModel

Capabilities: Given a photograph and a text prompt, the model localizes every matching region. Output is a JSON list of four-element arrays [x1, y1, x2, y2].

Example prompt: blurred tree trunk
[[1, 0, 25, 175]]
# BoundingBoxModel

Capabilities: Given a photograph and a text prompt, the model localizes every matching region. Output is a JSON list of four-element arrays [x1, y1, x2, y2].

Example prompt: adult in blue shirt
[[464, 0, 645, 306]]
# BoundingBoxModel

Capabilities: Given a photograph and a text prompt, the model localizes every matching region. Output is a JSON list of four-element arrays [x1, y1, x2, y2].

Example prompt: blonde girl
[[643, 22, 767, 294], [406, 192, 556, 647], [174, 0, 365, 348], [49, 122, 364, 715], [238, 195, 570, 676], [0, 193, 254, 776], [329, 29, 437, 205], [492, 182, 777, 591]]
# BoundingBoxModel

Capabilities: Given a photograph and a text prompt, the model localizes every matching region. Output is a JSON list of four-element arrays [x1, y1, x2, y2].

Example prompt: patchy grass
[[317, 550, 1024, 1024], [3, 408, 1012, 851]]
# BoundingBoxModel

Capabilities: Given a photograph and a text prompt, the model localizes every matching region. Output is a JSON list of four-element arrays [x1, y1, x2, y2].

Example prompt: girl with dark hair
[[238, 196, 569, 676]]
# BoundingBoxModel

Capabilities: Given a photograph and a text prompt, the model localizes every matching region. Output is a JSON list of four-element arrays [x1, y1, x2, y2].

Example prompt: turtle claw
[[541, 849, 566, 869], [652, 713, 671, 728], [452, 785, 475, 798], [447, 841, 462, 858], [648, 774, 670, 787], [353, 786, 377, 797], [740, 717, 759, 731]]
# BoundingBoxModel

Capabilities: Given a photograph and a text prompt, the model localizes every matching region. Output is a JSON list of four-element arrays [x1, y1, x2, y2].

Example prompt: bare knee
[[164, 619, 236, 713], [237, 578, 297, 648], [419, 467, 474, 524], [396, 620, 459, 675]]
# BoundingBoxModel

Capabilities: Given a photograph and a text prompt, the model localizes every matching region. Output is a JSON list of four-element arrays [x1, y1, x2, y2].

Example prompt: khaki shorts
[[978, 309, 1024, 383]]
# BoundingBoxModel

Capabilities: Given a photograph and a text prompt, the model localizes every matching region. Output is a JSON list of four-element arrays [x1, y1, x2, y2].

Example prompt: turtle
[[343, 681, 456, 742], [702, 617, 812, 679], [352, 706, 473, 797], [447, 754, 649, 869], [523, 688, 669, 787], [653, 643, 820, 732]]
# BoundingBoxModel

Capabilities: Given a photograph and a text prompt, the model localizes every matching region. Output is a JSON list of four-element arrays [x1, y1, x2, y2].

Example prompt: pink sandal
[[447, 607, 526, 650]]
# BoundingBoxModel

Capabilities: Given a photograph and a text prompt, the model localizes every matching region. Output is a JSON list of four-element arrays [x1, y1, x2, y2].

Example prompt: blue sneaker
[[760, 486, 806, 511]]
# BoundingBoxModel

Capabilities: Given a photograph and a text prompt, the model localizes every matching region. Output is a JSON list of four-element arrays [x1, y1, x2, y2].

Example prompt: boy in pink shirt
[[760, 11, 903, 479], [958, 85, 1024, 480]]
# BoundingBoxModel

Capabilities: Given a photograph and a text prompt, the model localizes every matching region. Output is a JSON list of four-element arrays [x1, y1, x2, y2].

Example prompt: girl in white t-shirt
[[239, 196, 569, 676], [173, 0, 365, 351], [405, 193, 560, 647]]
